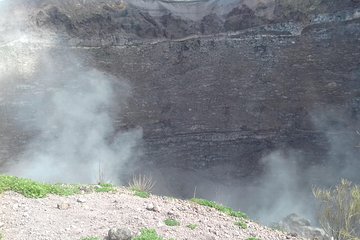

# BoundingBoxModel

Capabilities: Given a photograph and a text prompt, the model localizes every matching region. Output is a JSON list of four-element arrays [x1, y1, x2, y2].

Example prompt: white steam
[[248, 151, 314, 225], [8, 63, 142, 184], [231, 110, 359, 225], [184, 109, 360, 226], [1, 0, 142, 184], [309, 109, 360, 185]]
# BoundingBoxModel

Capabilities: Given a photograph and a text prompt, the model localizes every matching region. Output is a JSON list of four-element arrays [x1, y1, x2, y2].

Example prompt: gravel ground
[[0, 188, 305, 240]]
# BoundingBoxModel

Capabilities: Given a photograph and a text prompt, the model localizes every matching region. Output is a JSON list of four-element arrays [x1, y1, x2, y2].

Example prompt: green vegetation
[[164, 218, 180, 227], [0, 175, 118, 198], [186, 224, 197, 230], [0, 175, 80, 198], [191, 198, 247, 219], [246, 237, 260, 240], [128, 174, 155, 199], [133, 229, 164, 240], [80, 237, 101, 240], [313, 179, 360, 240], [134, 190, 150, 198], [95, 183, 116, 193], [128, 174, 156, 193], [235, 220, 247, 229]]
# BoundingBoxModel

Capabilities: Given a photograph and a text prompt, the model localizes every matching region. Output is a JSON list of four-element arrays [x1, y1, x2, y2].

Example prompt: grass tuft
[[134, 190, 150, 198], [186, 224, 197, 230], [80, 237, 101, 240], [235, 220, 248, 229], [246, 238, 260, 240], [133, 229, 164, 240], [191, 198, 247, 219], [0, 175, 80, 198], [164, 218, 180, 226], [95, 183, 116, 193], [128, 174, 156, 193], [128, 175, 155, 199]]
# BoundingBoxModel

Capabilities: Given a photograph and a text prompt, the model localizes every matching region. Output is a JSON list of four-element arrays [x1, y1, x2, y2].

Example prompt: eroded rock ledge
[[1, 0, 360, 192]]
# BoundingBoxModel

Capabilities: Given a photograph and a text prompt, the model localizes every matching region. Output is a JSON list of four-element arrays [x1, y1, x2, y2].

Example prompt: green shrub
[[235, 220, 247, 229], [186, 224, 197, 230], [164, 219, 180, 226], [191, 198, 247, 219], [0, 175, 80, 198], [313, 179, 360, 240], [246, 238, 260, 240], [133, 229, 163, 240]]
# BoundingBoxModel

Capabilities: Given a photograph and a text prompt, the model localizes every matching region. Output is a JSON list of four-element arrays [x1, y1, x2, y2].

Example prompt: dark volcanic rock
[[224, 5, 265, 31], [279, 213, 328, 240], [1, 0, 360, 195]]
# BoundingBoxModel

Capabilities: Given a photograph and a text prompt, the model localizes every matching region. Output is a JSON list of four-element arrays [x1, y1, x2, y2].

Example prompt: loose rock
[[57, 203, 70, 210], [108, 227, 133, 240], [146, 203, 160, 212], [77, 198, 86, 203]]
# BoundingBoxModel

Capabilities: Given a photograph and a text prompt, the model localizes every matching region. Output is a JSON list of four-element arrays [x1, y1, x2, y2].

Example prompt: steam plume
[[8, 56, 143, 184], [0, 0, 142, 184]]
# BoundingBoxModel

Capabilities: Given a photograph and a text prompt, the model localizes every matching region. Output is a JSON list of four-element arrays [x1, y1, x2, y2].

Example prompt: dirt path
[[0, 188, 304, 240]]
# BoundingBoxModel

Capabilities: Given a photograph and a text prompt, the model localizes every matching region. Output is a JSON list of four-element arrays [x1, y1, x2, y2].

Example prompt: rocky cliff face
[[1, 0, 360, 205], [22, 0, 360, 43]]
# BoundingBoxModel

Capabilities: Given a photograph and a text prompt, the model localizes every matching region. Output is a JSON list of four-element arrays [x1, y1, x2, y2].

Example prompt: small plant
[[133, 228, 164, 240], [164, 218, 180, 227], [0, 175, 80, 198], [134, 190, 150, 198], [235, 220, 247, 229], [97, 159, 105, 185], [80, 237, 101, 240], [186, 224, 197, 230], [313, 179, 360, 240], [129, 174, 155, 199], [95, 183, 116, 193], [191, 198, 247, 219], [246, 237, 261, 240], [128, 174, 156, 193]]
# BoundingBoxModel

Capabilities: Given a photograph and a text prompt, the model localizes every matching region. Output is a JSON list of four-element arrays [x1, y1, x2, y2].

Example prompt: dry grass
[[313, 179, 360, 240], [128, 174, 156, 193]]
